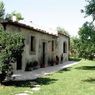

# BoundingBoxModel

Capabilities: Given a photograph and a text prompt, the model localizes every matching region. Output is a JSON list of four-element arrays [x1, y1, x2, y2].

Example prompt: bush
[[25, 61, 38, 71], [25, 61, 33, 71], [48, 59, 55, 66], [33, 61, 38, 67], [55, 56, 59, 65], [69, 57, 81, 61], [0, 29, 24, 84]]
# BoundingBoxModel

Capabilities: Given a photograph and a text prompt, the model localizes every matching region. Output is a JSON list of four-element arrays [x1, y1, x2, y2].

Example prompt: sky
[[2, 0, 92, 36]]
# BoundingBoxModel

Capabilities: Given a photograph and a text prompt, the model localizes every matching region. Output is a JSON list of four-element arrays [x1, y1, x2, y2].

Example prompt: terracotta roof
[[1, 20, 69, 38], [1, 21, 58, 37]]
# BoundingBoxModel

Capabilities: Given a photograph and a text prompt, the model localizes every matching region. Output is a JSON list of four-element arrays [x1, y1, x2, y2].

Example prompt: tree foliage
[[5, 11, 24, 21], [70, 37, 80, 58], [82, 0, 95, 21], [0, 1, 5, 22], [0, 1, 23, 22], [71, 22, 95, 60], [78, 22, 95, 59], [0, 29, 24, 84], [57, 27, 69, 36]]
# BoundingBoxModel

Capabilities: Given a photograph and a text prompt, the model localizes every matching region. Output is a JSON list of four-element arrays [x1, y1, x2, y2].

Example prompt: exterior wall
[[21, 28, 57, 70], [2, 24, 69, 73], [6, 24, 21, 33], [57, 33, 69, 63], [5, 24, 57, 72]]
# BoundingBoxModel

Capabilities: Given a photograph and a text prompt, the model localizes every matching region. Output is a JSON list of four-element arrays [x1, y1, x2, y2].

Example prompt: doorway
[[16, 53, 22, 70], [41, 42, 46, 67]]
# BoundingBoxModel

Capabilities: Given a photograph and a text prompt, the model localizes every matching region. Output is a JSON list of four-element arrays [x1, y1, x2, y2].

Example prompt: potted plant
[[32, 61, 38, 70], [25, 61, 33, 71], [55, 56, 59, 65]]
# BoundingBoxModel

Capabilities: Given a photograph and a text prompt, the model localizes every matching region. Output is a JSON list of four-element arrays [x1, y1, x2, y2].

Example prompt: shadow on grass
[[34, 77, 57, 85], [3, 77, 57, 87], [75, 66, 95, 70], [82, 78, 95, 83], [58, 67, 71, 73]]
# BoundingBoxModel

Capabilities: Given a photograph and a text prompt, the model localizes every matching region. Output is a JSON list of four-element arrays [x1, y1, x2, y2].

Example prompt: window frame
[[30, 36, 36, 53], [63, 42, 67, 53], [52, 40, 54, 51]]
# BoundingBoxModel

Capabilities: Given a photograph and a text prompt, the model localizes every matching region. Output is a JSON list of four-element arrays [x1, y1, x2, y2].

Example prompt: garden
[[1, 60, 95, 95]]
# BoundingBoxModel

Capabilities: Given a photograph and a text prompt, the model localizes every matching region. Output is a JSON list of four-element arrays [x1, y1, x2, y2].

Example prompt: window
[[63, 42, 67, 53], [52, 40, 54, 51], [30, 36, 35, 52]]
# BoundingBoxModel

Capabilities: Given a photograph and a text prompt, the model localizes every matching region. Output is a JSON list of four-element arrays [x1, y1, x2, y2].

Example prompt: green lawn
[[1, 60, 95, 95]]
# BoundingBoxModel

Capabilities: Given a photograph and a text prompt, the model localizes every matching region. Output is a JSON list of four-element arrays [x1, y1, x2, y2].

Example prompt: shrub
[[33, 61, 38, 69], [55, 56, 59, 65], [48, 59, 55, 66], [25, 61, 38, 71], [0, 29, 24, 84], [69, 57, 81, 61], [25, 61, 33, 71]]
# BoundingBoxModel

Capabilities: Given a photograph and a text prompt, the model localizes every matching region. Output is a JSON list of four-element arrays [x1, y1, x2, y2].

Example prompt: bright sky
[[2, 0, 92, 36]]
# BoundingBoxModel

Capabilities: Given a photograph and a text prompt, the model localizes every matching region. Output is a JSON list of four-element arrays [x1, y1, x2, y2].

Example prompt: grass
[[1, 60, 95, 95]]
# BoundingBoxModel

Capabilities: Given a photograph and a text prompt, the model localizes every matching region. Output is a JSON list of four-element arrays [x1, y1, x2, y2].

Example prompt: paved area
[[12, 61, 79, 81]]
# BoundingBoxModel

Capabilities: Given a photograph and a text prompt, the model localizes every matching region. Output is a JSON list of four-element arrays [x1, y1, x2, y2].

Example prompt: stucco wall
[[3, 23, 69, 73], [5, 24, 57, 71], [57, 34, 69, 62]]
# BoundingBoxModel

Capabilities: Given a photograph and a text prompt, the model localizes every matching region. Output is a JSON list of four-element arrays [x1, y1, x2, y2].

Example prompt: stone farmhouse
[[1, 21, 69, 73]]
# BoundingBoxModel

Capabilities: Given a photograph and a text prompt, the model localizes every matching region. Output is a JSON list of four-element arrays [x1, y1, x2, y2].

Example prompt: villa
[[1, 20, 69, 73]]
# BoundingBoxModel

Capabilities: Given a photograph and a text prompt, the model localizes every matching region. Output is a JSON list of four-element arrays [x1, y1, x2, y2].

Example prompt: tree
[[5, 11, 24, 21], [0, 29, 24, 84], [78, 22, 95, 60], [82, 0, 95, 22], [70, 37, 80, 58], [0, 1, 5, 22], [0, 1, 23, 22], [57, 27, 69, 36]]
